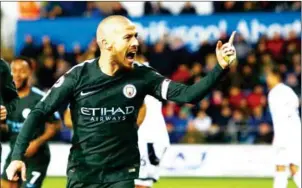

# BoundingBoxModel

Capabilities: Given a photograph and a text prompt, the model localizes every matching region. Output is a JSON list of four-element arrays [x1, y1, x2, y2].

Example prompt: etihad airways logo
[[81, 106, 135, 122]]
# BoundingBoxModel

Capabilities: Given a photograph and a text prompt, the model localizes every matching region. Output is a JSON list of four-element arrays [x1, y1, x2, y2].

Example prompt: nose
[[131, 38, 139, 49]]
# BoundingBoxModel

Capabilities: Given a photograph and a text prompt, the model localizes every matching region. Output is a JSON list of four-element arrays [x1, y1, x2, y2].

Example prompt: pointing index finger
[[228, 31, 236, 45]]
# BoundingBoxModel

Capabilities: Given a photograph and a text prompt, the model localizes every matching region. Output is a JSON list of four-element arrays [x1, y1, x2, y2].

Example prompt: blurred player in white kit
[[134, 61, 170, 188], [266, 65, 301, 188]]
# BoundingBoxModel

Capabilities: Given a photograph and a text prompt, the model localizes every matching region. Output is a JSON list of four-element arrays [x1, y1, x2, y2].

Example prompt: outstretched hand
[[216, 31, 237, 69]]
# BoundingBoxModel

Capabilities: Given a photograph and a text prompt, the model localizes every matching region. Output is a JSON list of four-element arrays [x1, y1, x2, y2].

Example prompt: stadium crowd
[[1, 1, 301, 145], [14, 26, 301, 145], [15, 1, 301, 20]]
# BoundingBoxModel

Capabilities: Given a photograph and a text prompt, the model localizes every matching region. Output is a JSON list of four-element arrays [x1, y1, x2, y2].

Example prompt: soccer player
[[6, 15, 237, 188], [0, 58, 19, 172], [0, 58, 19, 120], [266, 66, 301, 188], [1, 57, 62, 188], [135, 91, 170, 188]]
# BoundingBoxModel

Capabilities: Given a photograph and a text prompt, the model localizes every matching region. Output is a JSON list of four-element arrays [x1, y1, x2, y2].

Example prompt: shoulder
[[66, 58, 97, 76], [275, 83, 295, 96], [0, 58, 10, 73], [132, 61, 162, 77]]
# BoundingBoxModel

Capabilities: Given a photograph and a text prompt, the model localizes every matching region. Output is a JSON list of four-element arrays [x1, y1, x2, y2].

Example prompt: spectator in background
[[207, 90, 224, 120], [215, 106, 232, 127], [143, 1, 154, 15], [72, 43, 83, 65], [56, 44, 74, 66], [214, 2, 243, 13], [247, 106, 267, 141], [143, 2, 171, 15], [266, 32, 285, 62], [242, 2, 258, 12], [254, 122, 273, 144], [111, 2, 128, 16], [259, 53, 274, 81], [227, 109, 249, 143], [147, 40, 172, 77], [54, 59, 70, 80], [169, 36, 191, 73], [286, 31, 301, 53], [228, 86, 245, 109], [37, 45, 55, 69], [193, 99, 211, 116], [192, 110, 212, 133], [256, 36, 269, 58], [165, 105, 183, 143], [246, 85, 265, 110], [234, 34, 251, 61], [258, 2, 277, 11], [83, 2, 103, 18], [286, 73, 300, 97], [38, 36, 57, 57], [20, 35, 38, 59], [208, 106, 232, 143], [187, 62, 205, 85], [224, 64, 243, 90], [291, 1, 301, 11], [44, 2, 87, 18], [162, 101, 180, 117], [180, 2, 197, 14], [36, 57, 56, 90], [241, 64, 259, 90], [246, 51, 260, 74], [171, 64, 191, 83], [18, 2, 41, 20], [194, 41, 215, 64], [205, 53, 217, 72], [171, 109, 191, 143]]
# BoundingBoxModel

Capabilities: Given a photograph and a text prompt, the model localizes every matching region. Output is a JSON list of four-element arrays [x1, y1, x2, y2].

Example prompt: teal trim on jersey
[[32, 87, 61, 120], [54, 111, 61, 120], [31, 87, 46, 96]]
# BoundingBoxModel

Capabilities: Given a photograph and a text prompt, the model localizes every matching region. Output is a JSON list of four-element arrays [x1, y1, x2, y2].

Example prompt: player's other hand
[[0, 105, 7, 120], [6, 160, 27, 182], [25, 140, 40, 157], [216, 31, 237, 69]]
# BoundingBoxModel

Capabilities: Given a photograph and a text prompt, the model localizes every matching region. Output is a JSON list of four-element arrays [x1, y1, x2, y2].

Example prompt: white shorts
[[135, 141, 168, 187], [274, 144, 301, 166]]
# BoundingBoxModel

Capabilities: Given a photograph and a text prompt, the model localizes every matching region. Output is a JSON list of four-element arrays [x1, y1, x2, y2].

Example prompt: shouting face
[[97, 16, 139, 69]]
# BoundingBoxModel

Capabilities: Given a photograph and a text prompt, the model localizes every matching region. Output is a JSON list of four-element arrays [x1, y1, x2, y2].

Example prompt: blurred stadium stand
[[0, 1, 301, 145]]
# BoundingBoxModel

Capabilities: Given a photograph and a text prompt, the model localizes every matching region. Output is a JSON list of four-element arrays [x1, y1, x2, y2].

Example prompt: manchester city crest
[[123, 84, 137, 98]]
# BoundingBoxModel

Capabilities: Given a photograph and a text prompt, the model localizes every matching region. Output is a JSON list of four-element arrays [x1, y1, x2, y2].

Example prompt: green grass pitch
[[43, 177, 296, 188]]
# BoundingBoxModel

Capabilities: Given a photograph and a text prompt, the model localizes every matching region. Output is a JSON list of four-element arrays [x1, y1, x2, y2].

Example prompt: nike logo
[[80, 90, 99, 96], [128, 168, 136, 173]]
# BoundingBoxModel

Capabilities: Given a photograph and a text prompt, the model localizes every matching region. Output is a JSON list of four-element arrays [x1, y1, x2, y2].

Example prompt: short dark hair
[[265, 64, 281, 77], [13, 56, 33, 69]]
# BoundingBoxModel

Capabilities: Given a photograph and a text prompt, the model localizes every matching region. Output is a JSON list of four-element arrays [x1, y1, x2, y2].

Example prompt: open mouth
[[126, 52, 136, 61]]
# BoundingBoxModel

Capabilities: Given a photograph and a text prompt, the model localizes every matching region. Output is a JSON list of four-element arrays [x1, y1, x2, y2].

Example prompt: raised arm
[[147, 32, 237, 104]]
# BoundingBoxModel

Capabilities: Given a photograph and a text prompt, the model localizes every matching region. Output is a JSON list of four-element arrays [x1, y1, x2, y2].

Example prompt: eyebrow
[[123, 32, 138, 39]]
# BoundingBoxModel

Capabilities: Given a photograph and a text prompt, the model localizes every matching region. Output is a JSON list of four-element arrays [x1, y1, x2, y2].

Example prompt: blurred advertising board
[[15, 12, 300, 55]]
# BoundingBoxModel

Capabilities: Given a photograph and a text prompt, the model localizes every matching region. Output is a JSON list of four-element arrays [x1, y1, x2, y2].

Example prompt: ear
[[102, 39, 112, 50]]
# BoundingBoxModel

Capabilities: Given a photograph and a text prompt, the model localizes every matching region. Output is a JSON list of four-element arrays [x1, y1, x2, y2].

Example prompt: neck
[[269, 80, 280, 90], [18, 86, 31, 98], [98, 52, 120, 76]]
